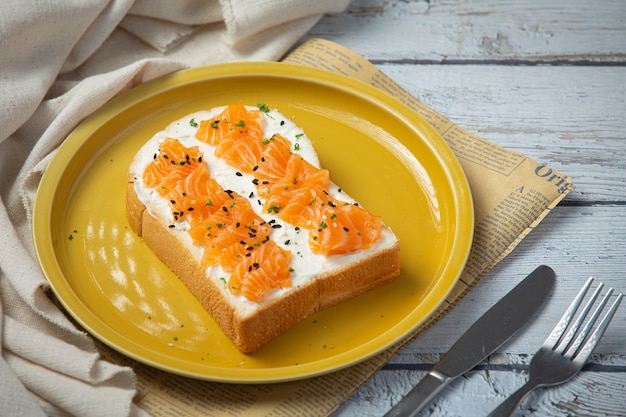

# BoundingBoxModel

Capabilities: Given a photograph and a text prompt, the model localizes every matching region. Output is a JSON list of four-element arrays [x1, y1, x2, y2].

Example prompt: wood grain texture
[[306, 0, 626, 63], [314, 1, 626, 416]]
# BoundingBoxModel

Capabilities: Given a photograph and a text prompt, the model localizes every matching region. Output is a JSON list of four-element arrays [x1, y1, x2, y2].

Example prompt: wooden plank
[[309, 0, 626, 63], [375, 64, 626, 202]]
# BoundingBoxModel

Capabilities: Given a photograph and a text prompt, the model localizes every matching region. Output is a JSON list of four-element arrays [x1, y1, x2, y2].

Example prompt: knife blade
[[384, 265, 556, 417]]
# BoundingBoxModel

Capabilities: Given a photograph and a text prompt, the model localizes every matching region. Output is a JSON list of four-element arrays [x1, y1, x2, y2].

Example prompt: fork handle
[[487, 380, 539, 417]]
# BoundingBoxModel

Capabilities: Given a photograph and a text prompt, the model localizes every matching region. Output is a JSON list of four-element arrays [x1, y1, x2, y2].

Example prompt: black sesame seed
[[280, 120, 285, 126], [261, 157, 266, 162], [249, 191, 254, 198], [252, 178, 259, 185], [272, 224, 282, 229], [170, 200, 176, 204], [328, 201, 336, 207], [246, 246, 254, 251], [262, 180, 269, 185], [187, 207, 194, 211], [236, 172, 243, 177], [252, 165, 258, 171], [343, 227, 350, 232], [285, 239, 290, 245], [222, 206, 228, 212], [168, 224, 175, 228], [198, 156, 203, 162], [163, 154, 169, 159]]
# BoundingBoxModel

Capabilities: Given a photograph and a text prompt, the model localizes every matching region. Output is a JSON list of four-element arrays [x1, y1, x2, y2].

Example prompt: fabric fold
[[220, 0, 351, 45]]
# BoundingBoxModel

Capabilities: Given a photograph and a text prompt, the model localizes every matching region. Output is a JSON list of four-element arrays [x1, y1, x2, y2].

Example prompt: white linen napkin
[[0, 1, 350, 415]]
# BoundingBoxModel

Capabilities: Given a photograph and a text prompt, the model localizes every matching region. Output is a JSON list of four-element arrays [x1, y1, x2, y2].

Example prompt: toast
[[126, 102, 400, 352]]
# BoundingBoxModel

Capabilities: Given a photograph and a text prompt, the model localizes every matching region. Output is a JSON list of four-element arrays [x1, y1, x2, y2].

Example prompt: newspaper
[[98, 38, 574, 416]]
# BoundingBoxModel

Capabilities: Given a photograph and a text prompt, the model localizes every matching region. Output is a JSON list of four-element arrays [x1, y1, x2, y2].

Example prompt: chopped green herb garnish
[[267, 204, 281, 214], [256, 102, 274, 118], [319, 221, 328, 229], [295, 133, 304, 139], [210, 120, 219, 129], [293, 143, 300, 151], [189, 118, 198, 127]]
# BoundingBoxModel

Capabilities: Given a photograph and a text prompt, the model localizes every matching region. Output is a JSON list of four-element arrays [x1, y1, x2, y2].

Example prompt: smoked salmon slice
[[253, 133, 293, 185], [228, 240, 292, 302], [196, 101, 265, 172], [143, 137, 202, 189]]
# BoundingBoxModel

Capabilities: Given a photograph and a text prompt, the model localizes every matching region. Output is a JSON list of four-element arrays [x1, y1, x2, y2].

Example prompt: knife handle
[[384, 371, 451, 417]]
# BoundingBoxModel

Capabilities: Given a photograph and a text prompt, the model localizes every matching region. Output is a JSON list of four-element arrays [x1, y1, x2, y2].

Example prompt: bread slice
[[126, 103, 400, 353]]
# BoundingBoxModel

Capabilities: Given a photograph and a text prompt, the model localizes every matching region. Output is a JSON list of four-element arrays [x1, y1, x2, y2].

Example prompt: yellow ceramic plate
[[33, 62, 473, 383]]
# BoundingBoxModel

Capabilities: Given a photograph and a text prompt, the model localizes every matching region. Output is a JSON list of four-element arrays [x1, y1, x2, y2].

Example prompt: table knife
[[384, 265, 556, 417]]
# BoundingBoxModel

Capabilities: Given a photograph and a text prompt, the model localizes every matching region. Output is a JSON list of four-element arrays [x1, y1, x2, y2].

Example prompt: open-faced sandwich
[[126, 101, 400, 352]]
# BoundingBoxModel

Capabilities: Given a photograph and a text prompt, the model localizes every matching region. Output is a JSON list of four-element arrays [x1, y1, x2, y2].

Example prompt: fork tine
[[569, 292, 623, 362], [554, 282, 604, 354], [545, 277, 594, 348], [564, 287, 613, 357]]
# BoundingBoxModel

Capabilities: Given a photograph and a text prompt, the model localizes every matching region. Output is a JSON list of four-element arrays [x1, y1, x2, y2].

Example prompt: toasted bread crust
[[127, 180, 400, 353]]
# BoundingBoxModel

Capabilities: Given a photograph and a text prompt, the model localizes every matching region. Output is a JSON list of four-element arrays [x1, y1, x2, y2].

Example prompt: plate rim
[[32, 61, 474, 383]]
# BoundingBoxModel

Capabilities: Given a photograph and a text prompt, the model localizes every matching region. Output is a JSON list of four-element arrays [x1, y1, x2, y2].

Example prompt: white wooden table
[[302, 1, 626, 416]]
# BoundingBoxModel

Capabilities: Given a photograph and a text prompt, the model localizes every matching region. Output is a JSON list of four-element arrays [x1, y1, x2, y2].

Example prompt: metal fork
[[488, 277, 623, 417]]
